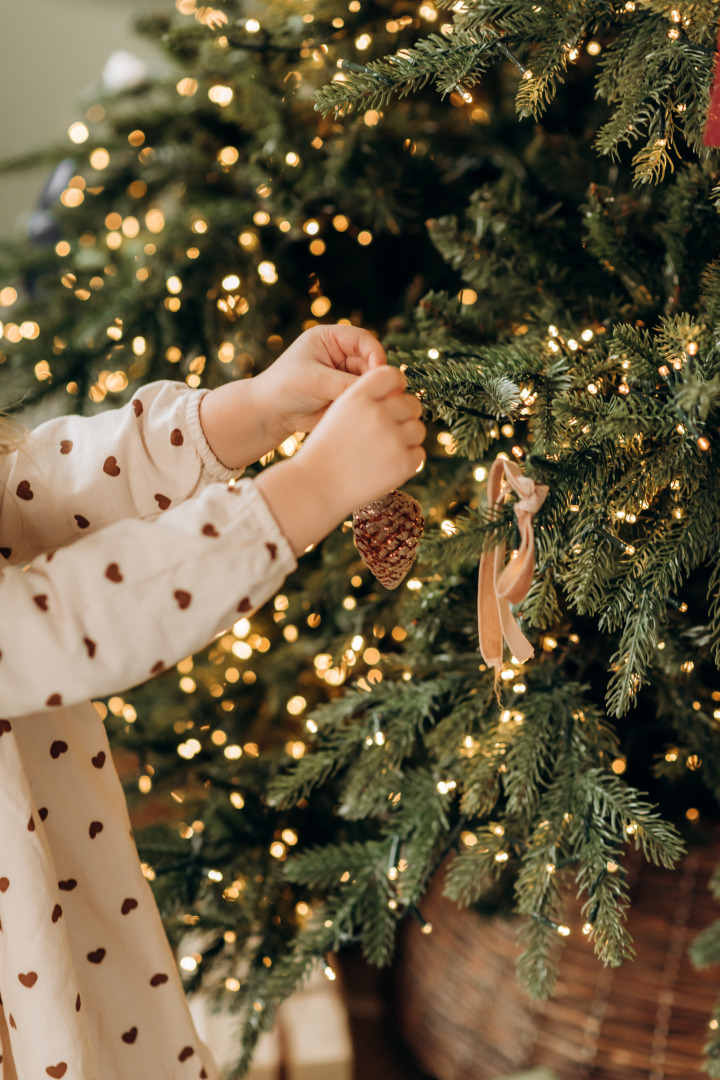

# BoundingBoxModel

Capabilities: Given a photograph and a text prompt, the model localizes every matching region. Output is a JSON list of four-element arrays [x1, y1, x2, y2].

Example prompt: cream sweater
[[0, 380, 296, 1080]]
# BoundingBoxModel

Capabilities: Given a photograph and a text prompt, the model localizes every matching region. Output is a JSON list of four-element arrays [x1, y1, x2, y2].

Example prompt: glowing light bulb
[[68, 122, 89, 144]]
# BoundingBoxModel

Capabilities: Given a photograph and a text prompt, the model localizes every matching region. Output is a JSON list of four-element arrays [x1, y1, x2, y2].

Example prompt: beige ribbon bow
[[478, 456, 549, 675]]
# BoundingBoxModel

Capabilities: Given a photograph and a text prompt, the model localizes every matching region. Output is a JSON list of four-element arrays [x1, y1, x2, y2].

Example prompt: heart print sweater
[[0, 380, 297, 1080]]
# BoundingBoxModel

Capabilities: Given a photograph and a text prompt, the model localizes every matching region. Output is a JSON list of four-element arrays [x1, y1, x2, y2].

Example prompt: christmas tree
[[5, 1, 720, 1076]]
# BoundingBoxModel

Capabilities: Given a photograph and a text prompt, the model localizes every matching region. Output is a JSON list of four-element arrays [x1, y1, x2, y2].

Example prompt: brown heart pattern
[[202, 523, 219, 537], [50, 741, 68, 759], [174, 590, 192, 609], [150, 973, 168, 987], [16, 480, 33, 500], [28, 815, 35, 832], [60, 440, 73, 454], [89, 821, 103, 839], [91, 751, 105, 769], [133, 399, 143, 417], [52, 904, 63, 923], [46, 1065, 67, 1078], [34, 595, 49, 612], [103, 456, 121, 476], [121, 897, 138, 915], [0, 547, 11, 559], [154, 493, 171, 510], [170, 428, 184, 446], [75, 993, 81, 1012], [46, 694, 63, 708], [178, 1047, 194, 1062], [0, 719, 12, 735], [18, 972, 37, 988], [0, 877, 9, 892], [122, 1027, 138, 1044], [266, 542, 277, 560], [87, 948, 106, 964], [58, 879, 77, 891], [84, 637, 96, 658], [237, 597, 251, 613], [150, 661, 164, 674], [74, 514, 90, 529], [39, 807, 48, 821], [105, 563, 123, 583]]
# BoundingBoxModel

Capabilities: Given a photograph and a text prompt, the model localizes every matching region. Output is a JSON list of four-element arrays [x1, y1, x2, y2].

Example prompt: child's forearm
[[199, 378, 286, 471], [254, 459, 343, 557]]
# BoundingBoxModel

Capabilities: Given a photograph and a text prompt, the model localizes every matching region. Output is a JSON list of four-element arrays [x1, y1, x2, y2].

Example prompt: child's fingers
[[401, 419, 427, 447], [358, 364, 407, 399], [317, 324, 387, 375], [382, 389, 423, 420]]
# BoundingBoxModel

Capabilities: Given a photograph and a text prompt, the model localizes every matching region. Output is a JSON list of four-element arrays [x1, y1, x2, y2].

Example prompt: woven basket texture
[[395, 844, 720, 1080]]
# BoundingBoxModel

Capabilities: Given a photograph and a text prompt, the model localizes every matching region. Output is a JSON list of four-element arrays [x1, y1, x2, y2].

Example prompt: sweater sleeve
[[0, 380, 238, 567], [0, 478, 297, 718]]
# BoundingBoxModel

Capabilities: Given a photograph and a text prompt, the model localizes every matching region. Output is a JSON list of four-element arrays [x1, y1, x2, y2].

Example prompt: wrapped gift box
[[189, 962, 353, 1080]]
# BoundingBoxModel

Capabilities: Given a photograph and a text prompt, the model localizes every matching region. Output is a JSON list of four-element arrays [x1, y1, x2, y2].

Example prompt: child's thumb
[[323, 367, 358, 401]]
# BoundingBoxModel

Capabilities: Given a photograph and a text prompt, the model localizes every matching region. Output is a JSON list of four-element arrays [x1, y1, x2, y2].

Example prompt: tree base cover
[[396, 839, 720, 1080]]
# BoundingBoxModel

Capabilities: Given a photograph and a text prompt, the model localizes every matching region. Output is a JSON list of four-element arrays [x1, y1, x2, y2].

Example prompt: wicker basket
[[395, 842, 720, 1080]]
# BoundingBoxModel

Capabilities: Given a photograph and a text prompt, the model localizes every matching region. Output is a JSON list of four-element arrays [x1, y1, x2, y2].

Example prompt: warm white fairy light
[[68, 122, 89, 144], [208, 85, 234, 106], [258, 261, 278, 284], [436, 779, 456, 794]]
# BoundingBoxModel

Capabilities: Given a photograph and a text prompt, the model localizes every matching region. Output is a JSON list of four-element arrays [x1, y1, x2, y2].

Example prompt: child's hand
[[298, 364, 425, 508], [199, 323, 387, 472], [253, 324, 387, 442], [255, 365, 426, 556]]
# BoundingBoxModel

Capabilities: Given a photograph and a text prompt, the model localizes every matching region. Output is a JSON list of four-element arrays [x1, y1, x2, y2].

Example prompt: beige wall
[[0, 0, 175, 237]]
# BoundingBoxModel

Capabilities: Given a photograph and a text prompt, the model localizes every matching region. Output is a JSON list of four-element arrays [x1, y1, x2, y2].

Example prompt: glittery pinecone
[[352, 490, 424, 589]]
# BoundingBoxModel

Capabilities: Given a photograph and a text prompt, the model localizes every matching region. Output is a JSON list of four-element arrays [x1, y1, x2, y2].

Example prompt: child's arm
[[0, 380, 239, 566], [0, 477, 296, 718], [0, 326, 383, 567], [0, 365, 425, 718]]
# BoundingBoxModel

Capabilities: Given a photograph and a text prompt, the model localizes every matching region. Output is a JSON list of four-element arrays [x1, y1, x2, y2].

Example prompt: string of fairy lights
[[1, 0, 717, 1011], [0, 0, 702, 382]]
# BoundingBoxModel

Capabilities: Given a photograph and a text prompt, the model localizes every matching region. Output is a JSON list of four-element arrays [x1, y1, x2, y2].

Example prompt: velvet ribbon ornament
[[478, 457, 549, 678]]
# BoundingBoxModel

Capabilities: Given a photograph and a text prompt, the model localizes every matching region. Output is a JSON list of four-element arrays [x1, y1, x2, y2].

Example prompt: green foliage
[[316, 1, 717, 185], [8, 0, 720, 1073]]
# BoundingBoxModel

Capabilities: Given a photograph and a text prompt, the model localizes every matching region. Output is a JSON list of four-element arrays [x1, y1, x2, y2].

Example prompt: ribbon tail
[[478, 544, 505, 672]]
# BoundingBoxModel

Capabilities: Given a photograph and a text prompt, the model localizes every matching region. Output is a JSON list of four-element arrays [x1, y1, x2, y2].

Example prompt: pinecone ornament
[[352, 490, 424, 589]]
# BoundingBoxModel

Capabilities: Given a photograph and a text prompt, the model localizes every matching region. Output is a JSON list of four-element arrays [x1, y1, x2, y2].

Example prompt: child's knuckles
[[405, 420, 426, 444]]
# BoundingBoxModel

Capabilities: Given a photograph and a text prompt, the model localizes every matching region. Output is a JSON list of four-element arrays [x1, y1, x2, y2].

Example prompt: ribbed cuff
[[185, 389, 242, 483]]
